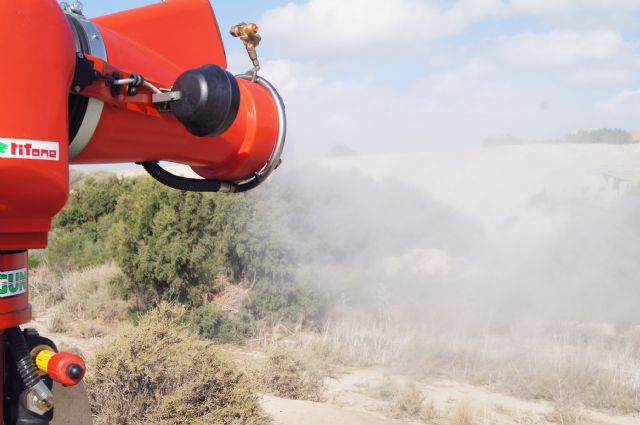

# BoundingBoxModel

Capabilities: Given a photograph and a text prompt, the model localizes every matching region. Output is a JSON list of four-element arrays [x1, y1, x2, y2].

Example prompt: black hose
[[6, 327, 40, 390], [138, 160, 277, 194], [138, 161, 232, 193]]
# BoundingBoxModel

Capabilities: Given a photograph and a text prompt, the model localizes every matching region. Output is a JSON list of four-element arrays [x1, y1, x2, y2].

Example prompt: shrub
[[391, 381, 425, 419], [191, 303, 256, 344], [44, 174, 325, 329], [370, 375, 435, 421], [86, 304, 265, 425], [256, 348, 324, 402], [44, 229, 110, 273], [55, 175, 133, 234], [563, 128, 636, 145], [246, 279, 324, 326], [48, 310, 69, 334], [107, 179, 295, 306], [451, 400, 474, 425], [45, 176, 133, 272]]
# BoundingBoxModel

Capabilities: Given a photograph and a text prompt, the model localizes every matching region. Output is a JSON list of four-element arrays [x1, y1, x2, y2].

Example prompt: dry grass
[[547, 401, 606, 425], [369, 374, 439, 422], [48, 309, 70, 333], [268, 319, 640, 415], [31, 263, 131, 334], [254, 348, 325, 402], [451, 400, 474, 425], [86, 303, 265, 425]]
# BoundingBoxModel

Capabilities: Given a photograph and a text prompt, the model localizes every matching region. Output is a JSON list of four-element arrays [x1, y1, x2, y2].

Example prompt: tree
[[564, 129, 636, 145]]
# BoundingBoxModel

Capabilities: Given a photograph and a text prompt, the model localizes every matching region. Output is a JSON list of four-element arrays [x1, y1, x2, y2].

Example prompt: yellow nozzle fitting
[[35, 349, 56, 375], [231, 22, 262, 69]]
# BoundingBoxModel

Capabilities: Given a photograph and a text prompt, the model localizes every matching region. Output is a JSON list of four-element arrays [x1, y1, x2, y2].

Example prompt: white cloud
[[598, 89, 640, 120], [491, 30, 625, 68], [260, 0, 502, 58], [474, 30, 640, 85], [254, 1, 640, 157], [506, 0, 640, 17], [260, 0, 640, 59]]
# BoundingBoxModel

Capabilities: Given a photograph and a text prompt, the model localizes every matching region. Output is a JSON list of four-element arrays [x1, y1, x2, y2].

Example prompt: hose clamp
[[67, 13, 107, 160], [235, 74, 287, 189]]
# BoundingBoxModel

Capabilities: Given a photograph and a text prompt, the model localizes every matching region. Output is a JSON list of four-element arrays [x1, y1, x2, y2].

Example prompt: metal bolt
[[37, 399, 52, 411], [73, 85, 82, 93], [70, 1, 84, 13]]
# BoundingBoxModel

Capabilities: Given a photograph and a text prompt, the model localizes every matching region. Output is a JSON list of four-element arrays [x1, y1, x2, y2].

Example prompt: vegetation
[[30, 263, 129, 335], [369, 374, 437, 421], [43, 173, 323, 330], [563, 128, 636, 145], [86, 304, 265, 425], [32, 169, 640, 424], [45, 176, 132, 272], [255, 348, 325, 402], [191, 303, 256, 344]]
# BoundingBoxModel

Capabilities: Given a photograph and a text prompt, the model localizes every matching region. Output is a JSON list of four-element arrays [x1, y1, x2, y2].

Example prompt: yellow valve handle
[[35, 350, 56, 374]]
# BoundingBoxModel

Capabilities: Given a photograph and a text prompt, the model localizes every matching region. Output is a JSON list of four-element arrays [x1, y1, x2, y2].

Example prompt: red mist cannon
[[0, 1, 286, 423]]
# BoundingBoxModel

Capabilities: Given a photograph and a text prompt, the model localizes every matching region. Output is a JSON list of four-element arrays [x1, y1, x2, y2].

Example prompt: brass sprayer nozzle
[[231, 22, 262, 69]]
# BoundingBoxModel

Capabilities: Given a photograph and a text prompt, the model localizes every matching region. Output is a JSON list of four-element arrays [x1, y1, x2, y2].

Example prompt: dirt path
[[262, 395, 411, 425], [264, 367, 640, 425]]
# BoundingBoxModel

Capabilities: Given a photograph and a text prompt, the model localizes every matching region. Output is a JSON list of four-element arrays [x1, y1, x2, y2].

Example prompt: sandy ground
[[263, 368, 640, 425], [263, 395, 410, 425]]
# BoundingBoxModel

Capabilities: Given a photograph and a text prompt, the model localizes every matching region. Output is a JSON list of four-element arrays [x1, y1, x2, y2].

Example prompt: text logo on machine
[[0, 269, 27, 298], [0, 138, 59, 161]]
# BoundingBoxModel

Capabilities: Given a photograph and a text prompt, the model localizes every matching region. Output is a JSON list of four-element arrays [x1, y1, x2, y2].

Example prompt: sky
[[81, 0, 640, 158]]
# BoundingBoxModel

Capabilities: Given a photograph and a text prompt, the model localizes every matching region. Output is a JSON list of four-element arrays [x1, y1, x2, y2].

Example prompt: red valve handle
[[36, 350, 86, 387]]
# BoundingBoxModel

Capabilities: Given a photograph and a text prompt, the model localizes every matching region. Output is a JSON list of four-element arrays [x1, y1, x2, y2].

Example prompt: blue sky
[[80, 1, 640, 157]]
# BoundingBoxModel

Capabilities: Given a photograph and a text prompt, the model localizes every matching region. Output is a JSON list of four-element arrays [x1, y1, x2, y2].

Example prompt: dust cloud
[[269, 144, 640, 331]]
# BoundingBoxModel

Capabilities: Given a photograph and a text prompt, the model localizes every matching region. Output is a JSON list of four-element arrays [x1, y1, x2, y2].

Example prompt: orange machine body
[[0, 253, 31, 331], [69, 0, 279, 181], [0, 1, 75, 250]]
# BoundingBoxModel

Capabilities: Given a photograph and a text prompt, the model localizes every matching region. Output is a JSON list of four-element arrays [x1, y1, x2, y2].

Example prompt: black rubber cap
[[67, 364, 84, 380], [172, 65, 241, 137]]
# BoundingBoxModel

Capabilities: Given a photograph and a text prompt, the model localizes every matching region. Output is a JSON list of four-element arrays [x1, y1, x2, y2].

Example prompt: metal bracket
[[151, 91, 182, 104], [59, 1, 84, 15]]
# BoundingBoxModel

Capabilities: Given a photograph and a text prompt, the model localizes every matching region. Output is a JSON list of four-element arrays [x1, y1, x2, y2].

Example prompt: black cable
[[6, 327, 40, 390], [138, 161, 232, 193]]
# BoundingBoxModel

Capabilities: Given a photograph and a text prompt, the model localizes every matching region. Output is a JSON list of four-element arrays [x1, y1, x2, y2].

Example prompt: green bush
[[192, 303, 256, 344], [107, 178, 297, 308], [45, 230, 111, 273], [563, 128, 637, 145], [246, 279, 324, 326], [45, 176, 132, 272], [45, 174, 327, 327], [107, 179, 230, 304], [54, 175, 133, 238]]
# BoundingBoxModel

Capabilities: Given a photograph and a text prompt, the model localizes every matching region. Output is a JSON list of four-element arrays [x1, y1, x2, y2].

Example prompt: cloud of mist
[[266, 146, 640, 329]]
